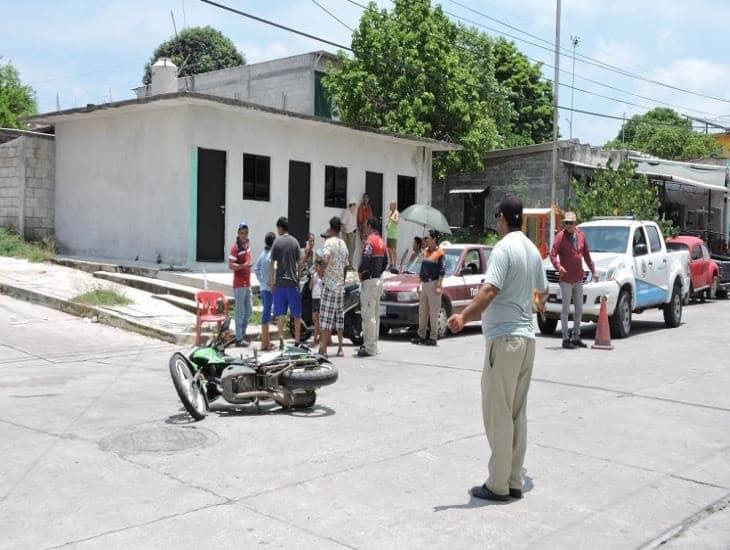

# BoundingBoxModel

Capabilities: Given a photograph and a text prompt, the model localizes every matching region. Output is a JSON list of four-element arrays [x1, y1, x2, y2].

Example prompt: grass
[[0, 227, 56, 262], [72, 288, 132, 307]]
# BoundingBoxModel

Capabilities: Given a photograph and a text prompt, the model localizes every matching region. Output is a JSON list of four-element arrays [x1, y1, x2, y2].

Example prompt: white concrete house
[[29, 70, 458, 268]]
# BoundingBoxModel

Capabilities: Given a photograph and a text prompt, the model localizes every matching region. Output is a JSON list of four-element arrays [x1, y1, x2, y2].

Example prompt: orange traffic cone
[[592, 296, 614, 350]]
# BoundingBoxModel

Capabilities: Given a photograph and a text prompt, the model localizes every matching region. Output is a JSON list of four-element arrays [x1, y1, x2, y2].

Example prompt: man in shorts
[[269, 216, 302, 349]]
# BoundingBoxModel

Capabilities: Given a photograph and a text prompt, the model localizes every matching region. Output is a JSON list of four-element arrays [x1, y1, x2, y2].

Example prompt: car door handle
[[662, 259, 667, 263], [481, 278, 485, 283]]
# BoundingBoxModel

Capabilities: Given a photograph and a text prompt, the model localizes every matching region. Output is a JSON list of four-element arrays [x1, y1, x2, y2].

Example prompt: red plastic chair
[[194, 290, 229, 345]]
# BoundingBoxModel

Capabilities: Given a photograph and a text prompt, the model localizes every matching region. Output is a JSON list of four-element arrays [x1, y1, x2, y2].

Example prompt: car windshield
[[405, 248, 461, 276], [581, 226, 630, 253]]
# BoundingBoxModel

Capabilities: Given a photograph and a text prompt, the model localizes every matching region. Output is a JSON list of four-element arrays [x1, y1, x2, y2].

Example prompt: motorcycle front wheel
[[169, 353, 208, 421]]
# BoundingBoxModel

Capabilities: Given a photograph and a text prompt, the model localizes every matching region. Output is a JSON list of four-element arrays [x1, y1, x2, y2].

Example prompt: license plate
[[379, 305, 387, 316]]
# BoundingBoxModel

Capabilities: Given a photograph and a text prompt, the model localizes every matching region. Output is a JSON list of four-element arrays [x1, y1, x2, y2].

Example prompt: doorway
[[365, 171, 383, 232], [196, 148, 226, 262], [288, 160, 311, 246]]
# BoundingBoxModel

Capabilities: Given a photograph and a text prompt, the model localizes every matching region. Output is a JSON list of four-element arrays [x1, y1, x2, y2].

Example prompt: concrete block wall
[[0, 134, 55, 239]]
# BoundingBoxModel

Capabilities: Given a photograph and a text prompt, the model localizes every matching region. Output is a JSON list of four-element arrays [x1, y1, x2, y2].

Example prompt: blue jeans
[[234, 287, 252, 341]]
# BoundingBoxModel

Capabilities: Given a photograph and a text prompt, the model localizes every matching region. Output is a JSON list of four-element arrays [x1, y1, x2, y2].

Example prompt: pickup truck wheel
[[708, 275, 719, 300], [537, 316, 558, 335], [663, 282, 682, 328], [609, 290, 632, 339]]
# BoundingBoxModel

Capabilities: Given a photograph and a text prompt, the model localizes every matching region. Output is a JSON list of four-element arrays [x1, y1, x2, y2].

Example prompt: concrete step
[[93, 271, 208, 301], [151, 293, 254, 315], [52, 256, 171, 278], [157, 271, 241, 297]]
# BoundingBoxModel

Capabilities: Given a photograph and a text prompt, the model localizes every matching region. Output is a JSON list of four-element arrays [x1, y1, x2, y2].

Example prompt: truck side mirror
[[633, 243, 648, 256]]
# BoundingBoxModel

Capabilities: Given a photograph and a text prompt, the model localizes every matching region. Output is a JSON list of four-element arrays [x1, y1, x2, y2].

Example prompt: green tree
[[492, 38, 554, 146], [0, 61, 37, 129], [142, 26, 244, 85], [323, 0, 508, 180], [569, 160, 675, 236], [606, 107, 721, 160]]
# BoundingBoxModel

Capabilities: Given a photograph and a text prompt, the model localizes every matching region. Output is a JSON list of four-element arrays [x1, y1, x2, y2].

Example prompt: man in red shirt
[[228, 222, 252, 346], [550, 212, 597, 349], [357, 217, 387, 357]]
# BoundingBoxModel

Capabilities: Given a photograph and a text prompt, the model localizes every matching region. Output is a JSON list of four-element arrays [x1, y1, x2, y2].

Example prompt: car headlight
[[397, 291, 420, 302]]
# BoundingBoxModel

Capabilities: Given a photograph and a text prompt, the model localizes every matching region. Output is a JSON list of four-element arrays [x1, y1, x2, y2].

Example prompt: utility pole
[[550, 0, 562, 230], [569, 35, 580, 139]]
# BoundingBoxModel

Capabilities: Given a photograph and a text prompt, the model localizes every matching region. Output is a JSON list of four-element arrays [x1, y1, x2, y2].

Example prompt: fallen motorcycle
[[169, 319, 338, 421]]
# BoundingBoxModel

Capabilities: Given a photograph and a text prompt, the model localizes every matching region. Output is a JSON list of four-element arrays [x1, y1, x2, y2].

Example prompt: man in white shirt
[[448, 196, 548, 502], [340, 199, 358, 269]]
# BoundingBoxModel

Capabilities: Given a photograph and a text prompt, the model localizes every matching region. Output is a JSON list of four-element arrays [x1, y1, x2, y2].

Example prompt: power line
[[311, 0, 354, 32], [444, 0, 730, 106], [199, 0, 352, 51], [199, 0, 725, 135]]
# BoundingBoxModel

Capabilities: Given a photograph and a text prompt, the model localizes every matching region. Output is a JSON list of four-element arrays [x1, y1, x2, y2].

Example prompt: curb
[[0, 281, 190, 345]]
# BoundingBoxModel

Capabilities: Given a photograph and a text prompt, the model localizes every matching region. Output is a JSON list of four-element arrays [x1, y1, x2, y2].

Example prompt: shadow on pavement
[[432, 472, 534, 512], [165, 402, 336, 423]]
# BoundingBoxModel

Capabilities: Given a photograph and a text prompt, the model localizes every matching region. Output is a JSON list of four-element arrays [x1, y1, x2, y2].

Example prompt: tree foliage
[[569, 160, 675, 236], [323, 0, 553, 179], [0, 61, 37, 129], [142, 26, 244, 85], [493, 38, 554, 146], [606, 107, 721, 160]]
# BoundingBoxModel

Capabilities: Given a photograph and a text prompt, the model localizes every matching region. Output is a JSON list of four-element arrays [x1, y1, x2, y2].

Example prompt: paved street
[[1, 293, 729, 549]]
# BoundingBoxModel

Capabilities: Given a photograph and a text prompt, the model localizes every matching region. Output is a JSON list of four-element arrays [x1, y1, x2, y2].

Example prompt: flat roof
[[27, 92, 461, 152]]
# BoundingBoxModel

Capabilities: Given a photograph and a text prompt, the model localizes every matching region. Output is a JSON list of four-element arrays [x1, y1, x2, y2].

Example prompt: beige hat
[[348, 199, 358, 206], [564, 211, 577, 223]]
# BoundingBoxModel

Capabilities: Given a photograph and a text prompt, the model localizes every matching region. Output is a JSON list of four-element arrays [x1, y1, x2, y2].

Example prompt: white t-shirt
[[323, 237, 349, 291], [340, 208, 357, 234], [311, 272, 323, 299], [482, 231, 548, 340]]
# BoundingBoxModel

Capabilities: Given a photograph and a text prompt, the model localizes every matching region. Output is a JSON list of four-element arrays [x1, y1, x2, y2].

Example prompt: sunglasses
[[564, 221, 575, 225]]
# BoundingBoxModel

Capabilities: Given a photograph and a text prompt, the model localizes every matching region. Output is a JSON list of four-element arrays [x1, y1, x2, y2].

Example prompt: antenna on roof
[[182, 0, 187, 28], [170, 10, 178, 37]]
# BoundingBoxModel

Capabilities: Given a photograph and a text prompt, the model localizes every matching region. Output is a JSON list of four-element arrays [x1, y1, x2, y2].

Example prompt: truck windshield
[[581, 226, 630, 253], [406, 248, 461, 276]]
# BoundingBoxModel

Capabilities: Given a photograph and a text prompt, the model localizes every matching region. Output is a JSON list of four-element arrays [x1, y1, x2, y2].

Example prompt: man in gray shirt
[[448, 196, 548, 502], [270, 217, 303, 348]]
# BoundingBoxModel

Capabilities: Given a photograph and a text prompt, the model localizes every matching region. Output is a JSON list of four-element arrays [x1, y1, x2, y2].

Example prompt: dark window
[[646, 225, 662, 253], [314, 71, 333, 118], [243, 154, 270, 201], [692, 245, 702, 260], [325, 166, 347, 208], [397, 175, 416, 211]]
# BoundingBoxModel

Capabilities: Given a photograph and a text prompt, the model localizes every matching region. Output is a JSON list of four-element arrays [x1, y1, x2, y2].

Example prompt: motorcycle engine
[[220, 365, 257, 400]]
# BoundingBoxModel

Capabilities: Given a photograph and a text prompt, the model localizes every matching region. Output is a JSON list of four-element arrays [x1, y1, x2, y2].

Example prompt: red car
[[379, 244, 492, 338], [666, 236, 720, 300]]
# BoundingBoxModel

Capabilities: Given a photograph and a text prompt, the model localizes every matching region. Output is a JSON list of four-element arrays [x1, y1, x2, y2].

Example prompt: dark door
[[366, 171, 383, 232], [397, 175, 416, 211], [196, 148, 226, 262], [288, 160, 311, 246], [463, 192, 485, 230]]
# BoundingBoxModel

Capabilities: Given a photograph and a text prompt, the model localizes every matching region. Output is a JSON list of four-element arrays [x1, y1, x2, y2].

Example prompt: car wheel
[[663, 281, 682, 328], [609, 290, 632, 339]]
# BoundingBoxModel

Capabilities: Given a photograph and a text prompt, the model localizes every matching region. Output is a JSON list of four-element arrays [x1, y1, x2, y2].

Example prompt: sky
[[2, 0, 730, 146]]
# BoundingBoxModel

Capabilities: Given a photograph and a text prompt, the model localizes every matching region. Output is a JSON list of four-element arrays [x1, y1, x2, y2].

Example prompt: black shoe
[[355, 348, 374, 358], [509, 488, 523, 499], [562, 339, 574, 349], [411, 337, 424, 345], [235, 339, 249, 348], [424, 339, 437, 346], [571, 339, 587, 348], [470, 484, 510, 502]]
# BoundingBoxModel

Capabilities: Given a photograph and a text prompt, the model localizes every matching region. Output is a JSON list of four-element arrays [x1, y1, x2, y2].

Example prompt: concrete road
[[0, 294, 728, 550]]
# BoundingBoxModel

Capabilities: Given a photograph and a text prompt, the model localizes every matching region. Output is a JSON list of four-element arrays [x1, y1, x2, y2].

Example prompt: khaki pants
[[482, 336, 536, 496], [342, 231, 356, 268], [417, 280, 441, 341], [360, 278, 381, 355]]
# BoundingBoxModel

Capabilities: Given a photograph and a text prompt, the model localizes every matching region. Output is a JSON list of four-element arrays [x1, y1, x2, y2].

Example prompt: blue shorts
[[260, 290, 273, 324], [273, 286, 302, 318]]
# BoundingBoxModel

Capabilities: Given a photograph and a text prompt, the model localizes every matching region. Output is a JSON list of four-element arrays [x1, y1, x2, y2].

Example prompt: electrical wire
[[311, 0, 354, 32]]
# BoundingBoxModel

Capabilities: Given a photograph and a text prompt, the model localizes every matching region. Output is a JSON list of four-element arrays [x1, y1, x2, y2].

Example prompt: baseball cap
[[563, 211, 577, 223], [495, 196, 523, 225], [238, 221, 248, 230]]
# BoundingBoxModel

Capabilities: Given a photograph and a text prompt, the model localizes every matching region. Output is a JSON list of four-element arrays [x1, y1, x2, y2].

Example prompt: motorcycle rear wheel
[[280, 363, 338, 391], [169, 353, 208, 421]]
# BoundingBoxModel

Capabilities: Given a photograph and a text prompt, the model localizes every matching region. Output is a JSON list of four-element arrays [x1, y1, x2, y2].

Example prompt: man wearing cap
[[228, 222, 252, 346], [340, 200, 358, 269], [550, 211, 597, 349], [356, 217, 387, 358], [448, 196, 548, 502]]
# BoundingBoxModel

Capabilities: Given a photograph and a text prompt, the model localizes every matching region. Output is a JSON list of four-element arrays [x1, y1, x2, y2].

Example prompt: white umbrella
[[400, 204, 452, 234]]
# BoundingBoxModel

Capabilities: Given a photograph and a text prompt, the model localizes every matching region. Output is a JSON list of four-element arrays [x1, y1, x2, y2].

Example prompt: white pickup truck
[[539, 218, 690, 339]]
